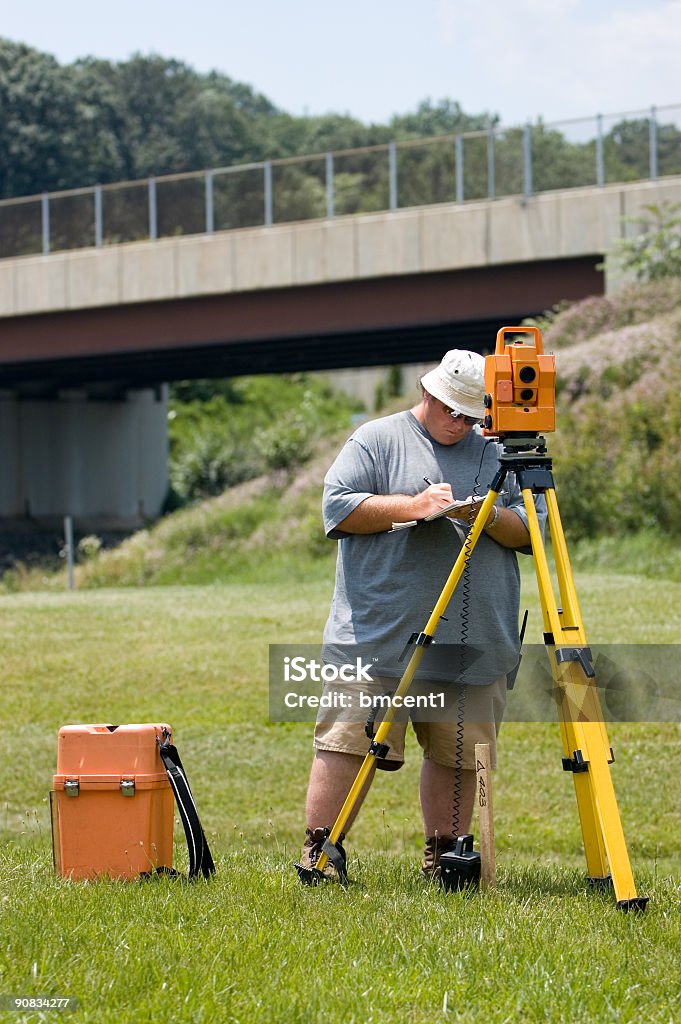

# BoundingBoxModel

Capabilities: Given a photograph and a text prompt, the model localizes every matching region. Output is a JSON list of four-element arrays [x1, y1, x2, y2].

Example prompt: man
[[297, 348, 544, 882]]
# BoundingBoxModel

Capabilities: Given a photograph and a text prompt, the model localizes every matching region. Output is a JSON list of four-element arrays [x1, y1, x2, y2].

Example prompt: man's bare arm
[[337, 483, 454, 534], [338, 487, 532, 550], [480, 506, 531, 550]]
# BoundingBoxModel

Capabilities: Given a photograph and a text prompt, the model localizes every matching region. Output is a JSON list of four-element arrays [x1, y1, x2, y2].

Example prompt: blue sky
[[3, 0, 679, 128]]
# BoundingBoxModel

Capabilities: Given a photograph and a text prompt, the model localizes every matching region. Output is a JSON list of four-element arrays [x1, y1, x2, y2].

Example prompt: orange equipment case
[[51, 723, 175, 880]]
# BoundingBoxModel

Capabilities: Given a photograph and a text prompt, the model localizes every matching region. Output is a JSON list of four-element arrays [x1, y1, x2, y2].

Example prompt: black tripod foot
[[616, 897, 649, 912], [294, 863, 325, 886], [294, 861, 349, 885], [587, 874, 612, 889]]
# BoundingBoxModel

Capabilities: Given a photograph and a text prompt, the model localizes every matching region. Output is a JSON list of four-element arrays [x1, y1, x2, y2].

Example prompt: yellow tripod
[[303, 435, 648, 911]]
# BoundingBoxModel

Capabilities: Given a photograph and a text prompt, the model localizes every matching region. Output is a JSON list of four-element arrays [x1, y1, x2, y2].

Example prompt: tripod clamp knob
[[555, 646, 595, 678]]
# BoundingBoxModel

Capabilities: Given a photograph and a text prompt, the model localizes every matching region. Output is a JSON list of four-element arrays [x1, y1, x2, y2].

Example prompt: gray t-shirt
[[322, 410, 546, 684]]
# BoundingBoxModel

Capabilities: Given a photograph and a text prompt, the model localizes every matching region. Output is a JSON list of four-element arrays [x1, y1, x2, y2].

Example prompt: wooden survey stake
[[475, 742, 496, 890]]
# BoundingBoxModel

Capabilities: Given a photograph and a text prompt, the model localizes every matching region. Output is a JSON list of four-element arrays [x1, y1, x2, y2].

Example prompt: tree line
[[0, 38, 492, 200], [2, 36, 679, 204]]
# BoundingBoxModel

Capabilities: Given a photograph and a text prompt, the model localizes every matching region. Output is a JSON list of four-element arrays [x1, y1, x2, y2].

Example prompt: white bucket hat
[[420, 349, 486, 420]]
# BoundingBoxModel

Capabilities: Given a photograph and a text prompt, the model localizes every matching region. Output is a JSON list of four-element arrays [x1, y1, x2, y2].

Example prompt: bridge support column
[[0, 386, 168, 529]]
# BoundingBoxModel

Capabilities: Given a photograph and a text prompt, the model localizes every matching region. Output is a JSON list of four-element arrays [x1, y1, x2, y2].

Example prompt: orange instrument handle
[[495, 325, 544, 354]]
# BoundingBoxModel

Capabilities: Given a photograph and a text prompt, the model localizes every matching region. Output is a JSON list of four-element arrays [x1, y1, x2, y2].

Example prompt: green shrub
[[168, 374, 362, 503], [611, 201, 681, 283], [76, 535, 102, 561], [255, 417, 311, 471], [553, 385, 681, 542], [170, 427, 262, 499]]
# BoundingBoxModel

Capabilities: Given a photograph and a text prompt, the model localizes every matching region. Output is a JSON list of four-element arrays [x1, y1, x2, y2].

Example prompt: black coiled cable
[[451, 438, 497, 838]]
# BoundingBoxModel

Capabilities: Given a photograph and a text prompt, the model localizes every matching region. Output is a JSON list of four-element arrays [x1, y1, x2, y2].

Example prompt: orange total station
[[483, 326, 556, 437]]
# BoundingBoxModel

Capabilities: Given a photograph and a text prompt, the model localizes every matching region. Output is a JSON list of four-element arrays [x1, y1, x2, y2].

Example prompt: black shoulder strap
[[157, 732, 215, 879]]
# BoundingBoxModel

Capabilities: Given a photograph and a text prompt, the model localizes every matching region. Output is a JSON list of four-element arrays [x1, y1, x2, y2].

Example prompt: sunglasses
[[439, 401, 480, 426]]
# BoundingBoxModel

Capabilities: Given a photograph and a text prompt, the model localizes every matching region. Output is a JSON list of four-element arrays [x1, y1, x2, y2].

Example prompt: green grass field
[[1, 571, 679, 1023]]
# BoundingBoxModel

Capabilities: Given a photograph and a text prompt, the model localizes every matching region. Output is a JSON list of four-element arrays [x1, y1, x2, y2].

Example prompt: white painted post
[[475, 742, 496, 890]]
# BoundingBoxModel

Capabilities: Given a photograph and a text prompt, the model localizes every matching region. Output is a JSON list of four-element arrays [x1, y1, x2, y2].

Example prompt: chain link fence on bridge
[[1, 104, 680, 261]]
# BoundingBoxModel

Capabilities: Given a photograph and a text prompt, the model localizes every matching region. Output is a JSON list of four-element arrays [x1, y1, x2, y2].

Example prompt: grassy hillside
[[1, 439, 342, 592], [542, 278, 681, 547], [538, 277, 681, 578]]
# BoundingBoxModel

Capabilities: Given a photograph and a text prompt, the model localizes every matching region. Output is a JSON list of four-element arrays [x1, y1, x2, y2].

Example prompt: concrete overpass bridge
[[1, 173, 680, 528]]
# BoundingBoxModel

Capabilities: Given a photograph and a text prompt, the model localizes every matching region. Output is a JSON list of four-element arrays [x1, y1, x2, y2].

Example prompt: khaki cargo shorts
[[313, 675, 507, 771]]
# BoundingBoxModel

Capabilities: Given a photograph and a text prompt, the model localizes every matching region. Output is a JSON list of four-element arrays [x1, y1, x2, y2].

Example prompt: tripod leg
[[543, 489, 616, 879], [309, 485, 502, 879], [522, 488, 646, 909], [521, 488, 609, 880], [545, 491, 613, 756]]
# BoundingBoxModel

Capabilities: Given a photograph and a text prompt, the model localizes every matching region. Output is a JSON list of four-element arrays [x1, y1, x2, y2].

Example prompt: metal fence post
[[64, 515, 75, 591], [94, 185, 103, 248], [389, 142, 398, 210], [523, 124, 533, 198], [326, 152, 334, 219], [148, 178, 157, 240], [487, 128, 495, 200], [264, 161, 273, 226], [205, 170, 214, 233], [455, 135, 464, 203], [596, 114, 605, 187], [649, 105, 658, 180], [41, 193, 50, 255]]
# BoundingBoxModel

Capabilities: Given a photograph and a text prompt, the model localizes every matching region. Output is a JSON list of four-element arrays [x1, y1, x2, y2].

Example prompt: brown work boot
[[421, 834, 458, 881], [295, 826, 347, 884]]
